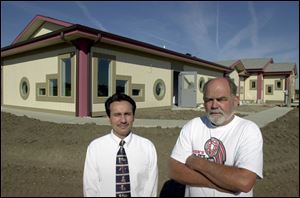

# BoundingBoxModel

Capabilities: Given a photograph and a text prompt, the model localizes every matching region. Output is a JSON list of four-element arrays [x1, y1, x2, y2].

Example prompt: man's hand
[[185, 154, 198, 170]]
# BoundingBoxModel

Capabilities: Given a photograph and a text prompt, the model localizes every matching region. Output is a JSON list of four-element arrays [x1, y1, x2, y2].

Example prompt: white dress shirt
[[83, 130, 158, 197]]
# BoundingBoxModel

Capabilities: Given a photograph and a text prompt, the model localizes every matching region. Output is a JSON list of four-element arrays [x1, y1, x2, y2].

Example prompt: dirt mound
[[1, 107, 298, 196]]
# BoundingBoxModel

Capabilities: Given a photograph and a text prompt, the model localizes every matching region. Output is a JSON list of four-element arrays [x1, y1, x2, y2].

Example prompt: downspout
[[60, 32, 73, 45], [94, 33, 102, 44]]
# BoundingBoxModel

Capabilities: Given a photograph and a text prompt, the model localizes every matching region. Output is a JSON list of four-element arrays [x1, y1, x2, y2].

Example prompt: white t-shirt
[[171, 115, 263, 197], [83, 131, 158, 197]]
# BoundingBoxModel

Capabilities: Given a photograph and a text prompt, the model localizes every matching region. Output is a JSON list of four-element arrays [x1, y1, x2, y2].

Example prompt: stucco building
[[1, 15, 231, 117], [218, 58, 297, 105]]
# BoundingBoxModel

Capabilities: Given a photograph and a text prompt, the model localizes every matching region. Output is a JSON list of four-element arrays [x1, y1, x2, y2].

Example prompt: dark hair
[[203, 77, 237, 97], [105, 93, 136, 117]]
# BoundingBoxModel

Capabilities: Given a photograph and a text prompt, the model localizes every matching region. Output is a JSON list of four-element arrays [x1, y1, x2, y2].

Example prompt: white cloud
[[248, 1, 258, 48], [216, 1, 220, 50], [75, 1, 107, 31], [174, 2, 217, 56]]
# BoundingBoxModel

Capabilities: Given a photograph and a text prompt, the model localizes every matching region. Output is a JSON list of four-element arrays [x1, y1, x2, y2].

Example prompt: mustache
[[208, 109, 224, 115]]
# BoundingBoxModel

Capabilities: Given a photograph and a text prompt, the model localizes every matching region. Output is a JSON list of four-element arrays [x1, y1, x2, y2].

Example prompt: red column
[[73, 39, 93, 117], [257, 73, 263, 103]]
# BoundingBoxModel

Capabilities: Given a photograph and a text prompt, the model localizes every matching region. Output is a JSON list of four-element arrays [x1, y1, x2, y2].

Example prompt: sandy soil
[[1, 106, 299, 197]]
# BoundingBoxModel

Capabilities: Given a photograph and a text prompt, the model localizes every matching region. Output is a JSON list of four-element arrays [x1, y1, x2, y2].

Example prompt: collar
[[110, 130, 133, 147]]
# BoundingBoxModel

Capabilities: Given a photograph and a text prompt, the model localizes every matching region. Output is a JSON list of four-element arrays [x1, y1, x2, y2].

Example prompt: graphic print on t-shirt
[[204, 137, 226, 164]]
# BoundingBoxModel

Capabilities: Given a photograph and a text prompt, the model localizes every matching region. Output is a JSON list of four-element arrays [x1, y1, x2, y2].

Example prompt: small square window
[[132, 89, 141, 96], [131, 84, 145, 102], [275, 80, 283, 90], [39, 88, 46, 96], [250, 80, 257, 90], [265, 85, 273, 95]]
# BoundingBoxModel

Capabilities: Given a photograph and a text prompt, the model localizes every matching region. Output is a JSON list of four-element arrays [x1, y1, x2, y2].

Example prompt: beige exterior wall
[[263, 76, 285, 102], [244, 75, 258, 102], [91, 46, 172, 113], [2, 46, 76, 113]]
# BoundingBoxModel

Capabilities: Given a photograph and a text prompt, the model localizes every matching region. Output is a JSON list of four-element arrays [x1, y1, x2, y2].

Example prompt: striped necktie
[[116, 140, 131, 197]]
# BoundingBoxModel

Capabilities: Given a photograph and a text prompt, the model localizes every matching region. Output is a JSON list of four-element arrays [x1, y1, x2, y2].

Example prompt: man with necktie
[[83, 93, 158, 197]]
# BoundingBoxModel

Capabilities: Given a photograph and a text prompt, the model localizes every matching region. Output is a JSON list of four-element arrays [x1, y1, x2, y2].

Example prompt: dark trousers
[[159, 179, 186, 197]]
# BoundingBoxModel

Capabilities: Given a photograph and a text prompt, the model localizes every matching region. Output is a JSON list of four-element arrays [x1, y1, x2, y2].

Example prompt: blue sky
[[1, 1, 299, 88]]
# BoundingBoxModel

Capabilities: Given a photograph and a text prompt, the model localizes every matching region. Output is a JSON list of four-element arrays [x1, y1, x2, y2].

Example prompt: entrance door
[[178, 71, 197, 107]]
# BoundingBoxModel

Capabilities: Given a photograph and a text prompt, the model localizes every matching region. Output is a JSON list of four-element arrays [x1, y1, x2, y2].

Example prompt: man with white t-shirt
[[168, 77, 263, 197]]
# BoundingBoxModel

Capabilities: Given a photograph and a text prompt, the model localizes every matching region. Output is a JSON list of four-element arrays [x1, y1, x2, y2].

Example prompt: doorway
[[178, 71, 197, 107]]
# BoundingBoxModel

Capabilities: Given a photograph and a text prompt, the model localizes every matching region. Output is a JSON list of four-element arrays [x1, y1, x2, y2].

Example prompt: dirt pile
[[1, 107, 298, 196]]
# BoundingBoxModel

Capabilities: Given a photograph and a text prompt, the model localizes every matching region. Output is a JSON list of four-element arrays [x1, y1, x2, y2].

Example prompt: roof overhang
[[2, 24, 231, 72], [246, 69, 265, 73], [263, 71, 293, 77]]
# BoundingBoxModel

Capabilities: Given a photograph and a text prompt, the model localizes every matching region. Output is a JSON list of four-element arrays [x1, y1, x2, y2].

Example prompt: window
[[132, 84, 145, 102], [20, 77, 30, 100], [265, 85, 273, 95], [132, 89, 141, 96], [97, 58, 110, 97], [153, 79, 166, 100], [93, 53, 116, 104], [275, 80, 283, 90], [61, 58, 71, 96], [116, 80, 127, 94], [49, 79, 58, 96], [199, 77, 205, 93], [39, 88, 46, 96], [36, 82, 47, 99], [250, 80, 257, 90], [35, 52, 75, 103]]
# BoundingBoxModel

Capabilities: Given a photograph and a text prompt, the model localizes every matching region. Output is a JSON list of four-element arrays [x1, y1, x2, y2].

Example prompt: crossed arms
[[168, 156, 257, 193]]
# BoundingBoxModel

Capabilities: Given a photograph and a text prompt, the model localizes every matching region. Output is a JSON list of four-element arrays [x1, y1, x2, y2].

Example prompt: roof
[[216, 59, 248, 76], [264, 63, 297, 76], [216, 58, 273, 70], [216, 58, 297, 76], [215, 60, 237, 68], [240, 58, 273, 70], [265, 63, 295, 72], [1, 15, 230, 73], [12, 15, 73, 44]]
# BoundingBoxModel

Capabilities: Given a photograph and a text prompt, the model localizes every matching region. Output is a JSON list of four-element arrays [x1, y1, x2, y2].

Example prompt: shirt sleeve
[[235, 121, 264, 179], [143, 142, 158, 197], [171, 120, 194, 163], [83, 143, 101, 197]]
